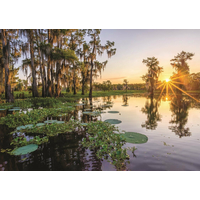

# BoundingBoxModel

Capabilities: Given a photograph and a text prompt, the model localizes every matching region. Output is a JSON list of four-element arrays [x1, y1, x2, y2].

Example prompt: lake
[[0, 94, 200, 171]]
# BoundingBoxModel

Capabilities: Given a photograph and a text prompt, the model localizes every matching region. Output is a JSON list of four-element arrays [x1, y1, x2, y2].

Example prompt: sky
[[18, 29, 200, 84]]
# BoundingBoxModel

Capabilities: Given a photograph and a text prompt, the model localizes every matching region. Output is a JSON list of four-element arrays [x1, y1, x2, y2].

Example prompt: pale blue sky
[[18, 29, 200, 84]]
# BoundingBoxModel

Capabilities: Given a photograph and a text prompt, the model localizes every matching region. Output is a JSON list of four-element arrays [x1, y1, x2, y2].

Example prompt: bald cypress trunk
[[30, 30, 38, 97], [89, 60, 93, 99], [46, 29, 52, 97], [1, 29, 14, 103]]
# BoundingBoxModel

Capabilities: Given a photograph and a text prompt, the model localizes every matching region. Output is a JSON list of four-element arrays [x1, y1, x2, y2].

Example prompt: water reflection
[[122, 95, 129, 106], [0, 132, 102, 171], [141, 96, 162, 130], [169, 95, 191, 138]]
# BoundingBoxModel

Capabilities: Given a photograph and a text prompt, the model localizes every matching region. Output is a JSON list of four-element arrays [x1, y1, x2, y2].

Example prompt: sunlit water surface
[[1, 95, 200, 171]]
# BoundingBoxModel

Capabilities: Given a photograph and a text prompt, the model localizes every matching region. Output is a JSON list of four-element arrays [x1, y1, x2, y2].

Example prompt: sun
[[166, 78, 170, 82]]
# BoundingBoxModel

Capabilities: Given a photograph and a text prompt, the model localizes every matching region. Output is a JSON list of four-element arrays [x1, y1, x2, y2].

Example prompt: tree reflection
[[141, 96, 161, 130], [169, 95, 191, 138], [122, 95, 129, 106]]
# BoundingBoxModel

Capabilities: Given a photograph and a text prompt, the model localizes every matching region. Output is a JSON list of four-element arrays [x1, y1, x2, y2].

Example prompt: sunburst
[[157, 76, 200, 102]]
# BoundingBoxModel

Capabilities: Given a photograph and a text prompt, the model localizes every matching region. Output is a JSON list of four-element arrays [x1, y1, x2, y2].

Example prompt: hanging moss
[[12, 144, 38, 156], [120, 132, 148, 144]]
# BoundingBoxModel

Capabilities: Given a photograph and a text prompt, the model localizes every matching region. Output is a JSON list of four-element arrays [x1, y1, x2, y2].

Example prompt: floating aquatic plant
[[104, 119, 122, 124], [76, 103, 85, 106], [120, 132, 148, 144], [55, 121, 65, 124], [82, 121, 136, 171], [12, 144, 38, 156], [108, 111, 119, 113], [25, 124, 34, 129], [8, 108, 21, 112], [44, 120, 58, 124], [81, 123, 88, 126], [36, 123, 45, 127], [16, 126, 26, 131]]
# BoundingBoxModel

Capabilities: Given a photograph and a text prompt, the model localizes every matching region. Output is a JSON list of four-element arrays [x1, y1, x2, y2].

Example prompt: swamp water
[[0, 94, 200, 171]]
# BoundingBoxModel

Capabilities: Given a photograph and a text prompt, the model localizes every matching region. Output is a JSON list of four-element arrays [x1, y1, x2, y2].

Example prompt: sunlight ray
[[170, 74, 188, 81], [158, 84, 166, 100], [170, 82, 200, 102], [168, 82, 177, 98], [171, 80, 185, 85]]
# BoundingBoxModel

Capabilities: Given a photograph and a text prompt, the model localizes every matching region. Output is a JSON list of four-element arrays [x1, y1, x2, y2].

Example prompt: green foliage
[[17, 120, 81, 137], [82, 121, 135, 170], [1, 120, 81, 155], [0, 105, 74, 129]]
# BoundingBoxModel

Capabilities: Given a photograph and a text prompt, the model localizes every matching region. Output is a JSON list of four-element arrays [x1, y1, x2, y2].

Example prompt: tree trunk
[[41, 52, 46, 97], [51, 62, 54, 96], [46, 29, 52, 97], [73, 67, 77, 95], [82, 79, 85, 95], [0, 66, 3, 93], [1, 30, 14, 103], [30, 30, 38, 97], [55, 61, 61, 97], [47, 57, 52, 97], [89, 60, 93, 99]]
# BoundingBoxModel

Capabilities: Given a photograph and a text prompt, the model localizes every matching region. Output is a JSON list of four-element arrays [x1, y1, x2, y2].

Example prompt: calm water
[[0, 94, 200, 171]]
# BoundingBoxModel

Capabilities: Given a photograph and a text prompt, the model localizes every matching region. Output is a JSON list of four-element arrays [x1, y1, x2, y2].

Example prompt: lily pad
[[82, 111, 92, 115], [12, 144, 38, 156], [81, 123, 88, 126], [25, 124, 34, 129], [104, 119, 122, 124], [16, 126, 26, 131], [44, 120, 58, 124], [85, 109, 92, 112], [108, 111, 119, 114], [55, 121, 65, 124], [36, 123, 45, 127], [102, 104, 113, 108], [83, 111, 100, 116], [9, 108, 21, 111], [120, 132, 148, 144], [76, 103, 85, 106]]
